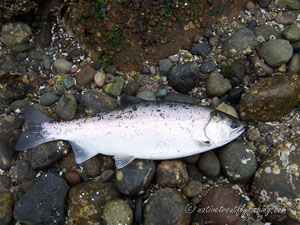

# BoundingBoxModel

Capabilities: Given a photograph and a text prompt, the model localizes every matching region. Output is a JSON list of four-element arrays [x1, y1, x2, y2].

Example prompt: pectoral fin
[[114, 154, 135, 169], [69, 141, 97, 164]]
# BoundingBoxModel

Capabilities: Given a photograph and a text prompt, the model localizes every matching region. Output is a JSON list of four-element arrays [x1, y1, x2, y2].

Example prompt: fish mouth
[[230, 124, 245, 138]]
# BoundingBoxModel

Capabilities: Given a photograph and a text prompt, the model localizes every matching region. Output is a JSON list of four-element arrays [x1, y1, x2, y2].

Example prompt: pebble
[[15, 52, 27, 62], [285, 0, 300, 10], [35, 25, 52, 47], [274, 11, 297, 25], [64, 170, 81, 185], [144, 188, 190, 225], [183, 154, 200, 164], [53, 58, 72, 74], [12, 160, 35, 183], [103, 200, 133, 225], [104, 65, 117, 74], [191, 42, 212, 55], [149, 65, 156, 75], [219, 140, 257, 181], [288, 53, 300, 73], [68, 182, 120, 224], [58, 151, 78, 171], [0, 175, 11, 192], [167, 62, 200, 94], [13, 173, 68, 225], [246, 128, 261, 142], [99, 170, 114, 182], [250, 56, 274, 76], [120, 95, 145, 106], [186, 164, 207, 183], [82, 156, 102, 177], [163, 92, 197, 104], [12, 42, 31, 53], [39, 92, 59, 106], [0, 22, 32, 47], [197, 151, 220, 177], [215, 102, 239, 118], [156, 88, 168, 97], [257, 0, 271, 8], [239, 72, 300, 121], [55, 93, 77, 120], [136, 90, 156, 101], [90, 61, 101, 70], [29, 50, 43, 61], [255, 25, 281, 41], [168, 55, 179, 63], [282, 24, 300, 43], [182, 180, 202, 198], [222, 61, 245, 81], [199, 187, 240, 225], [206, 72, 231, 97], [156, 160, 188, 187], [20, 180, 33, 193], [0, 192, 13, 225], [123, 80, 139, 96], [159, 58, 173, 75], [227, 87, 244, 104], [63, 76, 75, 88], [0, 57, 18, 72], [70, 66, 78, 73], [103, 77, 124, 97], [116, 160, 155, 196], [43, 58, 51, 70], [76, 64, 97, 86], [200, 60, 216, 74], [9, 99, 27, 111]]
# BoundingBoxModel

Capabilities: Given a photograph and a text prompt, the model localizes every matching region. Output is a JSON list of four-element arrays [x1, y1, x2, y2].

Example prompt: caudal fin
[[15, 105, 55, 151]]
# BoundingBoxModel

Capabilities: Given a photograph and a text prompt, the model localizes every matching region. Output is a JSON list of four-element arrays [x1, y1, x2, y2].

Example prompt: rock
[[200, 60, 216, 74], [250, 56, 274, 76], [219, 141, 257, 181], [283, 24, 300, 43], [246, 128, 261, 142], [104, 65, 117, 74], [0, 176, 11, 192], [11, 42, 31, 53], [12, 160, 35, 183], [198, 151, 220, 177], [64, 170, 81, 185], [289, 54, 300, 73], [252, 137, 300, 222], [257, 0, 271, 7], [99, 170, 114, 182], [35, 25, 52, 47], [206, 72, 231, 97], [150, 66, 156, 75], [94, 70, 106, 87], [29, 141, 65, 170], [163, 92, 196, 104], [187, 164, 207, 183], [124, 80, 139, 96], [156, 160, 189, 187], [144, 188, 190, 225], [0, 22, 32, 47], [53, 58, 72, 74], [39, 92, 59, 106], [183, 180, 203, 198], [76, 64, 97, 85], [199, 186, 240, 225], [0, 57, 18, 72], [255, 25, 282, 41], [183, 154, 200, 164], [82, 156, 102, 177], [81, 90, 119, 115], [115, 160, 156, 196], [103, 77, 124, 97], [223, 28, 257, 58], [103, 199, 133, 225], [64, 76, 75, 88], [0, 192, 13, 225], [136, 90, 156, 101], [274, 11, 297, 25], [55, 93, 77, 120], [167, 62, 200, 94], [222, 61, 246, 81], [28, 50, 43, 61], [169, 55, 179, 63], [9, 99, 27, 111], [159, 58, 173, 75], [120, 95, 145, 107], [191, 42, 212, 55], [216, 102, 239, 118], [58, 151, 78, 171], [285, 0, 300, 10], [68, 182, 120, 225], [13, 173, 68, 225], [227, 88, 244, 104], [156, 88, 168, 97], [238, 72, 300, 122]]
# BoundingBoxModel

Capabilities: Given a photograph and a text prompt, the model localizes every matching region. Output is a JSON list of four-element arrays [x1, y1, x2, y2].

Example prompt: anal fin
[[114, 154, 135, 169], [69, 141, 97, 164]]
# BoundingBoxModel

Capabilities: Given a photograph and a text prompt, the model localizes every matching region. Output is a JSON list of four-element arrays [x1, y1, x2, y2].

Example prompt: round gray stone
[[282, 24, 300, 43], [55, 93, 77, 120], [1, 22, 32, 47], [159, 58, 173, 75], [103, 199, 133, 225], [198, 151, 220, 177], [40, 92, 59, 106], [136, 90, 156, 101], [288, 53, 300, 73], [206, 72, 231, 97], [53, 58, 72, 74]]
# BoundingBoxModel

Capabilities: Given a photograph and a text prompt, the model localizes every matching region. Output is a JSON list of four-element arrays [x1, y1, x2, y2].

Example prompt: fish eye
[[231, 121, 240, 129]]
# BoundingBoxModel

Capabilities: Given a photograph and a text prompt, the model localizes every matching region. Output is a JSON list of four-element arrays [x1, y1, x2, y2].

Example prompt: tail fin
[[15, 105, 55, 151]]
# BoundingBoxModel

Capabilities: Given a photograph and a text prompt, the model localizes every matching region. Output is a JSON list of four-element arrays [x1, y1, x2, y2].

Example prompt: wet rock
[[274, 11, 297, 25], [103, 77, 124, 97], [13, 173, 68, 225], [144, 188, 190, 225], [120, 95, 144, 106], [64, 76, 75, 89], [9, 99, 27, 111], [82, 156, 102, 177], [250, 56, 274, 76], [222, 61, 246, 81], [255, 25, 282, 40], [0, 57, 18, 72], [224, 28, 257, 58], [206, 72, 231, 97], [29, 141, 65, 169], [12, 159, 35, 183], [183, 154, 200, 164], [156, 88, 168, 97], [258, 39, 293, 67], [199, 186, 240, 225], [91, 61, 101, 70], [68, 182, 120, 225], [283, 24, 300, 43], [156, 160, 189, 187], [289, 53, 300, 73], [0, 115, 22, 170], [94, 70, 106, 87], [159, 58, 173, 75], [55, 93, 77, 120], [163, 92, 196, 104], [200, 60, 216, 74], [136, 90, 156, 101], [29, 50, 43, 61], [191, 42, 212, 55], [227, 88, 244, 104], [124, 80, 139, 96], [81, 90, 119, 115], [104, 65, 117, 74], [58, 151, 78, 171], [39, 92, 59, 106], [12, 42, 31, 53], [0, 22, 32, 47], [169, 55, 179, 63], [257, 0, 271, 7], [0, 192, 13, 225], [64, 170, 81, 185], [219, 141, 257, 181], [35, 25, 52, 47], [197, 151, 220, 177], [285, 0, 300, 10], [167, 62, 200, 94], [116, 160, 156, 196], [76, 64, 97, 85], [103, 199, 133, 225], [0, 176, 11, 192], [20, 180, 33, 193], [53, 58, 72, 74], [215, 102, 239, 118], [252, 137, 300, 222], [183, 180, 202, 198], [99, 170, 114, 182], [238, 72, 300, 122]]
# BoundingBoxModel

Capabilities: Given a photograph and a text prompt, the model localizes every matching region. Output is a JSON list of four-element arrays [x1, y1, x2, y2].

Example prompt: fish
[[15, 102, 245, 169]]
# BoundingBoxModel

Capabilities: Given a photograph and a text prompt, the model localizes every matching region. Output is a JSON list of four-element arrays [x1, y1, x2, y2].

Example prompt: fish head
[[204, 110, 245, 146]]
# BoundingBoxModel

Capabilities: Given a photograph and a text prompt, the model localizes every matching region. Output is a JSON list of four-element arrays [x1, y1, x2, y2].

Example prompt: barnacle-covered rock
[[252, 137, 300, 222], [238, 72, 300, 122]]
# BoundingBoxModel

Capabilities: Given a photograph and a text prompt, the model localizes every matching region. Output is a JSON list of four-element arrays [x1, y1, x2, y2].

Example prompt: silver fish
[[15, 102, 245, 169]]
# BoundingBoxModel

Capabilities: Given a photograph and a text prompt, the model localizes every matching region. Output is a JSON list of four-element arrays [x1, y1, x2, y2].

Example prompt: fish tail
[[15, 105, 55, 151]]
